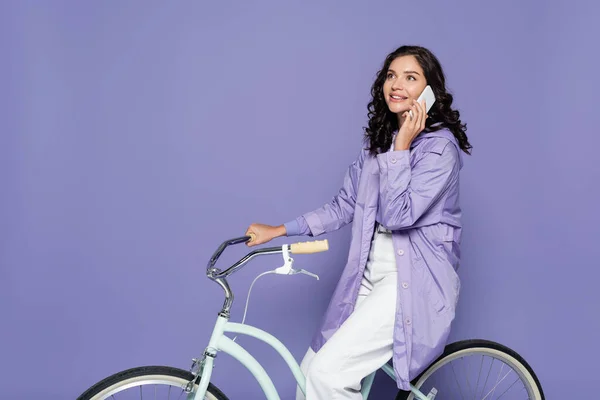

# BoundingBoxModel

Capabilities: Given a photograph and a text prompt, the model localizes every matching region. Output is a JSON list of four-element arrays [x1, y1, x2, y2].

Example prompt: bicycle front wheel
[[76, 365, 229, 400], [399, 339, 544, 400]]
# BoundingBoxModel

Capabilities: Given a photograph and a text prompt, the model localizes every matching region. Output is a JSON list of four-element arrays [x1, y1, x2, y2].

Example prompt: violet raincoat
[[286, 129, 464, 390]]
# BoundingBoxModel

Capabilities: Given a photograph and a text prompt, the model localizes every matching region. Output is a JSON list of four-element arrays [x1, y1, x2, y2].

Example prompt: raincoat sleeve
[[376, 139, 460, 230], [283, 216, 311, 237], [284, 147, 367, 237]]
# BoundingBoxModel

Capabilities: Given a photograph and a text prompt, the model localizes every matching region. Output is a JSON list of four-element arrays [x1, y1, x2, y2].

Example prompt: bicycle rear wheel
[[76, 365, 229, 400], [396, 339, 544, 400]]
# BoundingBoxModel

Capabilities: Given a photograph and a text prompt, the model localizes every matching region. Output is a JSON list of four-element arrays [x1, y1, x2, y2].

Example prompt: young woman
[[245, 45, 472, 399]]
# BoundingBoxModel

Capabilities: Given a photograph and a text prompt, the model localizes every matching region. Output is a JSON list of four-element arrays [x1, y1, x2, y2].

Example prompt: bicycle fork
[[186, 314, 229, 399]]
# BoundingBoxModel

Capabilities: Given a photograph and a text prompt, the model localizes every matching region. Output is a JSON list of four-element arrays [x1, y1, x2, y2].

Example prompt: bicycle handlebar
[[244, 233, 329, 253], [290, 239, 329, 254], [206, 235, 254, 272], [206, 234, 329, 316], [206, 235, 329, 279]]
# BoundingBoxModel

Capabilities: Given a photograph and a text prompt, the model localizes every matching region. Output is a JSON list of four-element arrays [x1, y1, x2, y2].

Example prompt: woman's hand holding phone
[[394, 99, 428, 151]]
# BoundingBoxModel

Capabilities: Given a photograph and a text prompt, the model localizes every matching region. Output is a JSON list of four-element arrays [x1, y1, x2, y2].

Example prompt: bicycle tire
[[395, 339, 545, 400], [76, 365, 229, 400]]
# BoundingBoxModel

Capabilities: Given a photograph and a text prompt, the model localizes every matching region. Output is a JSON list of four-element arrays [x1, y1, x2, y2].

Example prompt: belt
[[375, 223, 392, 234]]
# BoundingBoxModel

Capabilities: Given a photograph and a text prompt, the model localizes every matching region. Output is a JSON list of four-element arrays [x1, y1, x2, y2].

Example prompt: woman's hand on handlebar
[[245, 223, 286, 247]]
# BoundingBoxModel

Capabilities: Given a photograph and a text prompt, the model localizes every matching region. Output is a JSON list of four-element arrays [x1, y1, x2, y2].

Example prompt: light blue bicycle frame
[[192, 314, 431, 400], [195, 237, 432, 400]]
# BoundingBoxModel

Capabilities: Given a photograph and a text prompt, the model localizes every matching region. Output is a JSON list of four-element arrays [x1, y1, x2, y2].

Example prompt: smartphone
[[409, 85, 436, 118]]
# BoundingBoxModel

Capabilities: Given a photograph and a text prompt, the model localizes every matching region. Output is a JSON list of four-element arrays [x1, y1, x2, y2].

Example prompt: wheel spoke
[[474, 355, 484, 400], [481, 368, 512, 400], [451, 360, 466, 400], [495, 376, 523, 399], [479, 357, 494, 400], [461, 356, 473, 398]]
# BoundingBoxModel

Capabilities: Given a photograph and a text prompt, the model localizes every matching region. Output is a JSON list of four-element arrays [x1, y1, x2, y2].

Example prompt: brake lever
[[295, 268, 319, 280], [274, 245, 319, 280]]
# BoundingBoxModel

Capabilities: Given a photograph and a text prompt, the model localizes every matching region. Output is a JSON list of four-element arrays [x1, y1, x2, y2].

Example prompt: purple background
[[1, 1, 598, 399]]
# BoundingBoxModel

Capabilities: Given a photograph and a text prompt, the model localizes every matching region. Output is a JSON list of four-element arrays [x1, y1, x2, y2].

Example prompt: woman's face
[[382, 55, 428, 115]]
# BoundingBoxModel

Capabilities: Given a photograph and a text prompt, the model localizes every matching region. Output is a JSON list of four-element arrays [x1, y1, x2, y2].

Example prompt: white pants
[[295, 230, 398, 400]]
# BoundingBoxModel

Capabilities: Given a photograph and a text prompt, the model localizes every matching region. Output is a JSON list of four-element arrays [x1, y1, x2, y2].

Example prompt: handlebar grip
[[246, 233, 256, 243], [289, 239, 329, 254]]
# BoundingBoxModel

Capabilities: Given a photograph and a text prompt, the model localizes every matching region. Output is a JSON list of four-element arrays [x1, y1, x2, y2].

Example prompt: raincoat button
[[405, 318, 412, 325], [402, 282, 409, 289], [397, 249, 404, 256], [391, 157, 397, 164]]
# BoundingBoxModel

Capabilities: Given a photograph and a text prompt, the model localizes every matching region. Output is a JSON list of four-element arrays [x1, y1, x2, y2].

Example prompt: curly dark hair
[[363, 45, 472, 156]]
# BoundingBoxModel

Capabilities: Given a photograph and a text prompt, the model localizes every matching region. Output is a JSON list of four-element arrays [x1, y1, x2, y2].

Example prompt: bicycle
[[77, 235, 545, 400]]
